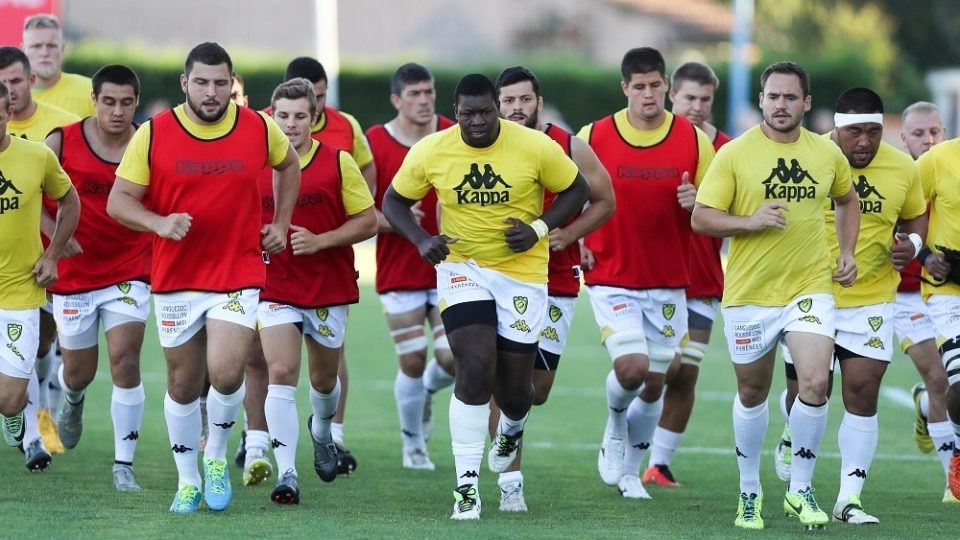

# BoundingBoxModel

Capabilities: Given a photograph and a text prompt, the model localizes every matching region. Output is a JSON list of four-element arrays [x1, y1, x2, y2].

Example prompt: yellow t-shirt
[[313, 110, 373, 169], [696, 125, 853, 307], [917, 139, 960, 299], [299, 139, 373, 214], [7, 102, 79, 142], [576, 110, 715, 186], [823, 138, 925, 307], [392, 119, 579, 283], [0, 137, 72, 309], [117, 103, 290, 186], [32, 72, 96, 118]]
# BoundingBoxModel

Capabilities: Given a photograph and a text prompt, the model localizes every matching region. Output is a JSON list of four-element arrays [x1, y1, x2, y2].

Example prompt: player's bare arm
[[892, 213, 928, 271], [42, 128, 82, 256], [506, 172, 590, 253], [691, 201, 789, 237], [261, 143, 301, 254], [548, 138, 615, 252], [107, 177, 192, 240], [290, 206, 377, 256], [34, 184, 80, 287], [383, 185, 457, 265], [831, 186, 860, 287]]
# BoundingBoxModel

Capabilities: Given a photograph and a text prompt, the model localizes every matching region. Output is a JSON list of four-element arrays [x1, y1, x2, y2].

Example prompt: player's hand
[[549, 227, 576, 252], [676, 171, 697, 211], [747, 202, 788, 231], [580, 244, 596, 270], [833, 250, 857, 287], [32, 255, 58, 288], [417, 235, 458, 265], [62, 237, 83, 258], [411, 201, 425, 226], [891, 233, 915, 271], [504, 217, 539, 252], [154, 213, 192, 241], [289, 225, 324, 255], [924, 252, 951, 281], [260, 223, 288, 254]]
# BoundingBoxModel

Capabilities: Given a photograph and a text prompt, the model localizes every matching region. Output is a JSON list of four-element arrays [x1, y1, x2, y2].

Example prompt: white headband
[[834, 112, 883, 128]]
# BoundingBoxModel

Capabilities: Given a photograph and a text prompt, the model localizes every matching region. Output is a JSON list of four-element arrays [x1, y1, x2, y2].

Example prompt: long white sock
[[920, 390, 930, 419], [310, 380, 340, 442], [930, 420, 954, 477], [836, 411, 877, 502], [57, 363, 85, 405], [788, 398, 828, 493], [423, 358, 455, 394], [264, 384, 298, 475], [331, 422, 344, 445], [246, 429, 270, 454], [449, 396, 488, 489], [111, 384, 144, 465], [605, 370, 639, 436], [47, 350, 64, 420], [205, 385, 245, 461], [648, 426, 683, 467], [498, 410, 529, 438], [394, 371, 426, 450], [24, 373, 41, 446], [733, 396, 767, 494], [163, 393, 202, 487], [624, 396, 662, 476]]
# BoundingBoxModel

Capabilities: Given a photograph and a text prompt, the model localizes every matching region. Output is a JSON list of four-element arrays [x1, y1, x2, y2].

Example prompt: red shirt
[[366, 116, 455, 294], [313, 107, 355, 153], [46, 120, 151, 294], [685, 129, 731, 299], [584, 114, 700, 289], [146, 108, 268, 293], [543, 123, 581, 297]]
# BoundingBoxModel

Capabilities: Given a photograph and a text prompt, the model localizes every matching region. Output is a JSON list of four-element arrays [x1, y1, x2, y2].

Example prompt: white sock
[[605, 370, 639, 436], [264, 384, 298, 475], [47, 351, 64, 420], [836, 411, 877, 502], [920, 390, 930, 419], [498, 470, 523, 488], [788, 399, 828, 493], [394, 371, 426, 450], [204, 385, 245, 461], [310, 380, 340, 442], [624, 396, 662, 476], [24, 372, 41, 446], [246, 429, 270, 454], [163, 393, 202, 487], [648, 426, 683, 467], [779, 388, 790, 423], [930, 420, 955, 477], [449, 396, 488, 489], [733, 396, 767, 494], [498, 410, 528, 438], [111, 384, 144, 465], [57, 362, 85, 405], [423, 358, 454, 394], [331, 422, 345, 445]]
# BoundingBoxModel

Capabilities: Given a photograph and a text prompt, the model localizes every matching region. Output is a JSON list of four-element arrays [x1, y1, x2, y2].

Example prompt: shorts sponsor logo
[[798, 298, 812, 313], [548, 305, 562, 322], [513, 296, 528, 315], [63, 309, 79, 315], [863, 336, 885, 350], [159, 302, 189, 335], [732, 321, 765, 355], [660, 325, 675, 338], [6, 343, 25, 362], [909, 313, 924, 321], [6, 323, 21, 342], [117, 282, 132, 294], [316, 308, 329, 321], [510, 319, 531, 333], [161, 320, 176, 327], [541, 326, 559, 342], [662, 303, 676, 320], [451, 275, 467, 284], [798, 315, 822, 325], [612, 303, 629, 312], [868, 316, 883, 332]]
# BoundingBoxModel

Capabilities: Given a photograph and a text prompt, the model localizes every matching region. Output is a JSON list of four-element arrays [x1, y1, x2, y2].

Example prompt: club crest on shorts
[[228, 291, 241, 299], [662, 303, 676, 320], [549, 305, 562, 322], [316, 308, 329, 321], [117, 282, 132, 294], [7, 323, 22, 342], [868, 316, 883, 332], [798, 298, 812, 313], [513, 296, 528, 314]]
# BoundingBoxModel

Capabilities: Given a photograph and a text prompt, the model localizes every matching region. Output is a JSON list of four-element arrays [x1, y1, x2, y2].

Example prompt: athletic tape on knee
[[395, 335, 429, 355], [647, 342, 676, 374], [604, 330, 647, 359], [680, 340, 707, 366], [941, 337, 960, 385], [432, 333, 450, 351]]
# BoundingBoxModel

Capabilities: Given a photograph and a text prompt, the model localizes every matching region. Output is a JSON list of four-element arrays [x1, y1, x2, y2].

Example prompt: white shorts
[[722, 294, 835, 364], [687, 296, 719, 322], [379, 289, 439, 316], [257, 302, 348, 348], [0, 308, 40, 379], [538, 296, 577, 356], [154, 289, 259, 348], [926, 294, 960, 343], [436, 260, 547, 345], [52, 281, 150, 350], [894, 292, 939, 351], [588, 286, 688, 349], [834, 303, 894, 362]]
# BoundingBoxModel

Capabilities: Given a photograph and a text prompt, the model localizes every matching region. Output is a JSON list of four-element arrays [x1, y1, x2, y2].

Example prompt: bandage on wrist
[[907, 233, 923, 259], [529, 219, 549, 240]]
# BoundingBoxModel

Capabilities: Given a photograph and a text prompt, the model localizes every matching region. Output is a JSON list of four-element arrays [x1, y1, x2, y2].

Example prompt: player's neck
[[91, 117, 135, 150], [697, 121, 717, 140], [294, 138, 313, 156], [389, 114, 435, 145], [626, 107, 665, 131], [35, 71, 62, 90], [760, 121, 801, 144], [13, 99, 37, 122]]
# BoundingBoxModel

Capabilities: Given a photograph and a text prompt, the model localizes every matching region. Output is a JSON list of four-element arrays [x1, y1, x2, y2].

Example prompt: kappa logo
[[119, 297, 138, 307], [0, 170, 23, 215], [223, 300, 245, 314], [317, 308, 329, 321], [510, 319, 531, 333], [798, 315, 822, 325], [863, 336, 885, 350], [798, 298, 812, 313], [540, 326, 559, 342], [7, 323, 22, 342], [661, 325, 675, 338], [272, 438, 287, 449], [735, 447, 747, 458], [794, 447, 816, 460], [632, 442, 650, 450], [122, 431, 139, 441], [662, 303, 676, 320], [6, 343, 25, 362], [549, 305, 562, 323], [854, 174, 885, 204], [0, 170, 24, 196], [401, 429, 416, 438], [213, 421, 236, 429], [171, 444, 193, 454], [454, 163, 512, 206], [459, 470, 479, 479], [117, 282, 132, 294], [316, 325, 334, 338], [868, 316, 883, 332], [762, 158, 818, 201], [513, 296, 528, 314], [939, 441, 955, 452], [847, 468, 867, 479]]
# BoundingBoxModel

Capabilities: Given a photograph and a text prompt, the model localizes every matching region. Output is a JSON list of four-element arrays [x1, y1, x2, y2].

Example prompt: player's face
[[836, 122, 883, 168], [670, 80, 715, 128], [455, 94, 499, 148], [759, 73, 811, 134], [313, 80, 327, 112], [622, 71, 668, 121], [230, 78, 248, 107], [273, 97, 317, 151], [901, 110, 943, 159], [498, 80, 541, 129], [94, 82, 138, 135], [22, 27, 63, 80], [394, 80, 436, 127], [181, 62, 232, 123], [0, 62, 35, 114]]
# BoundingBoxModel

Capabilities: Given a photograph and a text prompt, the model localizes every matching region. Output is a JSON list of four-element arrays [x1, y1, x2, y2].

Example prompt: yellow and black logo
[[798, 298, 812, 313], [118, 282, 132, 294], [854, 175, 884, 213], [7, 323, 22, 342], [863, 336, 885, 350], [228, 291, 241, 299], [661, 325, 675, 338], [541, 326, 559, 342], [798, 315, 822, 324], [317, 308, 329, 321], [0, 169, 23, 215], [510, 319, 531, 333], [868, 316, 883, 332], [513, 296, 528, 315], [454, 163, 511, 206], [548, 305, 562, 323], [662, 303, 676, 321], [316, 325, 334, 338], [119, 297, 138, 307], [762, 158, 818, 202]]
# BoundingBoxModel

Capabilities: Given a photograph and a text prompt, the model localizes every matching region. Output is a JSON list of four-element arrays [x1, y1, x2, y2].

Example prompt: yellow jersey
[[7, 102, 79, 142], [824, 138, 925, 307], [0, 137, 72, 309], [32, 72, 96, 118], [393, 119, 579, 284], [696, 125, 853, 307], [917, 139, 960, 299]]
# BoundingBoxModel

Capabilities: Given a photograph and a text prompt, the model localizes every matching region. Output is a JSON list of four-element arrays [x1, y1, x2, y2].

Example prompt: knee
[[398, 352, 427, 377], [268, 362, 298, 387], [0, 394, 25, 417], [309, 373, 337, 394], [800, 373, 830, 402], [737, 382, 769, 407], [613, 359, 647, 390]]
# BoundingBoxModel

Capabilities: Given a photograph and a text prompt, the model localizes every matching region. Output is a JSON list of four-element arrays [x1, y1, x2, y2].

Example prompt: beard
[[764, 112, 803, 134], [187, 94, 228, 123]]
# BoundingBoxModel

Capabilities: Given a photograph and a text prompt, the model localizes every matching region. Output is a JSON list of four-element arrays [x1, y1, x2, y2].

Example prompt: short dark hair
[[0, 81, 9, 107], [92, 64, 140, 97], [0, 46, 30, 74], [232, 72, 245, 87], [285, 57, 326, 84], [671, 62, 719, 89], [454, 73, 497, 104], [271, 77, 317, 115], [494, 66, 540, 97], [184, 42, 232, 76], [760, 61, 810, 97], [390, 63, 433, 96], [835, 87, 883, 115], [621, 47, 666, 82]]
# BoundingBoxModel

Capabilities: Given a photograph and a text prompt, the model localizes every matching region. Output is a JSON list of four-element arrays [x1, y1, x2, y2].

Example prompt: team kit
[[1, 13, 959, 530]]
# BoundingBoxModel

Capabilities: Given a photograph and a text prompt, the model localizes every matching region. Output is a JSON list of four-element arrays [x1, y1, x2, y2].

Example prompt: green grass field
[[0, 273, 953, 538]]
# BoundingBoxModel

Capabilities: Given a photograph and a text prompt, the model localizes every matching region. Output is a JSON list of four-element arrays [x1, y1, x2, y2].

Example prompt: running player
[[258, 78, 376, 504], [107, 42, 300, 514], [692, 61, 859, 531], [383, 74, 589, 520], [492, 65, 615, 511], [44, 65, 150, 492], [366, 63, 456, 471], [21, 14, 95, 118], [578, 47, 715, 500]]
